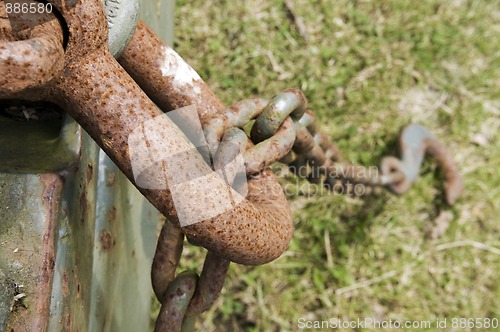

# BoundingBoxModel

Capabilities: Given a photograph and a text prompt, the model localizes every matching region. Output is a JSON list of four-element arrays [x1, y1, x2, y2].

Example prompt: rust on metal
[[2, 1, 293, 266], [381, 124, 464, 204], [315, 132, 342, 161], [250, 88, 307, 143], [154, 271, 198, 332], [152, 221, 184, 302], [34, 174, 62, 331], [0, 1, 64, 95], [244, 117, 296, 174], [212, 89, 463, 204], [85, 164, 93, 183], [1, 2, 464, 329], [425, 139, 463, 205], [107, 206, 116, 222], [4, 174, 62, 331], [99, 231, 114, 250], [186, 252, 230, 315], [203, 98, 269, 156], [118, 21, 225, 120], [299, 109, 317, 135]]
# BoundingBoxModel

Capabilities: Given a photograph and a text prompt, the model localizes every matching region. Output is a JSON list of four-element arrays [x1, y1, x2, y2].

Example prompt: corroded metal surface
[[0, 1, 64, 94], [37, 133, 157, 332], [250, 88, 307, 142], [381, 124, 464, 204], [1, 2, 162, 330], [200, 88, 463, 203], [151, 219, 231, 331], [204, 99, 297, 175], [237, 90, 463, 202], [1, 2, 464, 330], [185, 251, 230, 316], [204, 98, 268, 155], [119, 25, 463, 326], [118, 21, 224, 120], [1, 1, 293, 266], [151, 220, 184, 302], [154, 271, 198, 332], [0, 173, 62, 331]]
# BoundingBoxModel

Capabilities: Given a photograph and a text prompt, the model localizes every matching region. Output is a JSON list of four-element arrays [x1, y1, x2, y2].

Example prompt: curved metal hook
[[381, 124, 463, 204]]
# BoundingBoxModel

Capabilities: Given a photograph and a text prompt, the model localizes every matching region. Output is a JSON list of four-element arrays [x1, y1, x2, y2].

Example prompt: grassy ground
[[157, 0, 500, 330]]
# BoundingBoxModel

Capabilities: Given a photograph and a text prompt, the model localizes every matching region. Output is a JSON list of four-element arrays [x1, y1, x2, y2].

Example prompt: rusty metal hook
[[381, 124, 464, 204]]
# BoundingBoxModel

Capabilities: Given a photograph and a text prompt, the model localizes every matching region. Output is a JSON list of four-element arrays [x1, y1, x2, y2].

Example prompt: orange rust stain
[[86, 164, 93, 182], [107, 206, 117, 222], [100, 231, 115, 250]]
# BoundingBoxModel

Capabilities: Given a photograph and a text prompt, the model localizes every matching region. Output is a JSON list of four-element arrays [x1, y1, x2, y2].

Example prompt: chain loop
[[154, 270, 198, 332], [152, 220, 230, 331], [250, 88, 307, 142]]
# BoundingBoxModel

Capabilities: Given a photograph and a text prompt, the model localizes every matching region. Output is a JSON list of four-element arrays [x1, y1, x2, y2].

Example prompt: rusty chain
[[2, 0, 294, 266], [149, 88, 463, 330], [0, 1, 464, 331], [204, 89, 463, 203]]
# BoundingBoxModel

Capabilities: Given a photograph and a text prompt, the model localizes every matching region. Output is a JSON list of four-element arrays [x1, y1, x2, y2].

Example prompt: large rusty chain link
[[0, 1, 464, 331]]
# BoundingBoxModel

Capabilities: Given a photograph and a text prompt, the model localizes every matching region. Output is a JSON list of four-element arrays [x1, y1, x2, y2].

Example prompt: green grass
[[157, 0, 500, 330]]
